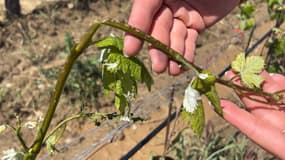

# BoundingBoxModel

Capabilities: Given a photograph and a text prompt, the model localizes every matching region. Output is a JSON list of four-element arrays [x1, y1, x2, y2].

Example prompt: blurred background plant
[[158, 122, 277, 160], [42, 33, 102, 108], [238, 0, 285, 74]]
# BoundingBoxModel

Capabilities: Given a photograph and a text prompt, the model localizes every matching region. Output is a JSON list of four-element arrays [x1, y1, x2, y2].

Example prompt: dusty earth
[[0, 0, 278, 160]]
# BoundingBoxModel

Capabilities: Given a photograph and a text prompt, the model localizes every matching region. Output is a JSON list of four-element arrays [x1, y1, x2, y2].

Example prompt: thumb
[[221, 99, 255, 129], [124, 0, 163, 56], [221, 100, 285, 159]]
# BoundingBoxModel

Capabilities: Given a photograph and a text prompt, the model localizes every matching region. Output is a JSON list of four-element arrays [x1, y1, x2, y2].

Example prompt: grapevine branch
[[24, 23, 101, 160], [100, 19, 285, 106], [23, 19, 284, 159], [15, 121, 28, 152], [43, 112, 119, 143]]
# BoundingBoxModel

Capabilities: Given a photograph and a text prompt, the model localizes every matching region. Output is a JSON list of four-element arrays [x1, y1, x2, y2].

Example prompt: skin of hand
[[124, 0, 240, 75], [221, 71, 285, 159]]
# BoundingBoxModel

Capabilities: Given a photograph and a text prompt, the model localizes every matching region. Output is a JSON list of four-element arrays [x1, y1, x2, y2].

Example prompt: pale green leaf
[[242, 73, 265, 89], [182, 100, 205, 136], [46, 124, 66, 156], [231, 53, 245, 73], [245, 55, 265, 74], [231, 53, 265, 88], [46, 135, 58, 156], [95, 36, 123, 51]]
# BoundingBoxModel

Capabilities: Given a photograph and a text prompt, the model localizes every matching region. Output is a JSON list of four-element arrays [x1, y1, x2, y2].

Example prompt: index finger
[[124, 0, 163, 56]]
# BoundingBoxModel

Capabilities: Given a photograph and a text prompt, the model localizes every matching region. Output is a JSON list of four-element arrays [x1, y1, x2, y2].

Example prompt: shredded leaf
[[182, 70, 222, 135], [182, 100, 205, 136], [183, 85, 201, 113], [96, 36, 153, 115]]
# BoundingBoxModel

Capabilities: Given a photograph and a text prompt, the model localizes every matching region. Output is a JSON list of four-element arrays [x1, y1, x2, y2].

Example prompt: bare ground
[[0, 1, 277, 159]]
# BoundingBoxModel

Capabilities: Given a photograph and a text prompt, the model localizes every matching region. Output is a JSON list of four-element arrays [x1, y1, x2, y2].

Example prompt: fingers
[[151, 18, 198, 75], [225, 71, 285, 130], [270, 73, 285, 88], [168, 28, 198, 75], [221, 100, 285, 159], [125, 1, 202, 75], [165, 0, 205, 31], [168, 19, 187, 75], [124, 0, 163, 56], [184, 29, 198, 63], [148, 6, 173, 73]]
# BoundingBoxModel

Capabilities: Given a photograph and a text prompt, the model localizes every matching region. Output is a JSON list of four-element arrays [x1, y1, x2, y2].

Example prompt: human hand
[[124, 0, 240, 75], [221, 71, 285, 159]]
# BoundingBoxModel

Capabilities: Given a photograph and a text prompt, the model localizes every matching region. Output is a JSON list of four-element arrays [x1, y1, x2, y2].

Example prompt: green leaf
[[242, 73, 265, 89], [97, 35, 153, 115], [198, 70, 217, 85], [231, 53, 245, 73], [191, 76, 210, 94], [46, 124, 66, 156], [182, 70, 221, 134], [273, 37, 285, 55], [238, 1, 256, 30], [95, 36, 124, 51], [231, 53, 265, 88], [114, 73, 137, 114], [182, 100, 205, 136], [191, 71, 217, 94], [246, 54, 265, 73], [240, 2, 255, 17], [102, 66, 116, 91], [205, 85, 223, 116], [188, 72, 222, 117]]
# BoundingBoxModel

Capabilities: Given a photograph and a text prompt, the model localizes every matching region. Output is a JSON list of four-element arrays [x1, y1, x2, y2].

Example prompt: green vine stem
[[24, 23, 101, 160], [100, 19, 202, 75], [16, 125, 28, 152], [10, 117, 28, 152], [43, 114, 85, 143], [6, 123, 28, 152], [217, 79, 285, 105], [99, 20, 285, 106], [43, 112, 112, 143]]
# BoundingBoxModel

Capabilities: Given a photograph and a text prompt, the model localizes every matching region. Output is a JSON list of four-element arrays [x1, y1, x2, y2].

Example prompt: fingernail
[[225, 71, 229, 77], [123, 51, 130, 57], [123, 37, 130, 57]]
